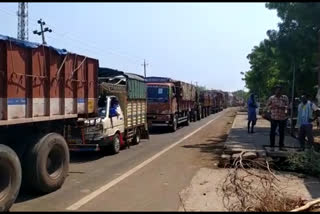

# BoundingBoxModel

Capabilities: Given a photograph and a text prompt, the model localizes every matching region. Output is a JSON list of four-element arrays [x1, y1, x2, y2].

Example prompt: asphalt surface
[[11, 108, 234, 211]]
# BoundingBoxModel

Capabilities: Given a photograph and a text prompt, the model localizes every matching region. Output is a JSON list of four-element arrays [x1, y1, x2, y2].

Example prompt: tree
[[244, 3, 320, 103]]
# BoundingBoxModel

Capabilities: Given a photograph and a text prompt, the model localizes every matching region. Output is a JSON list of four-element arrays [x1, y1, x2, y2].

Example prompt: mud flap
[[119, 132, 125, 146]]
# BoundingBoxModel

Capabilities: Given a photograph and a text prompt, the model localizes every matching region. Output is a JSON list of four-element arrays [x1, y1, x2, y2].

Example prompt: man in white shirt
[[296, 95, 319, 151]]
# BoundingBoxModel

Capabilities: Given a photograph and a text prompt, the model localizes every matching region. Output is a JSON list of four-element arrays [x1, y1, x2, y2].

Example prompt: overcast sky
[[0, 3, 280, 92]]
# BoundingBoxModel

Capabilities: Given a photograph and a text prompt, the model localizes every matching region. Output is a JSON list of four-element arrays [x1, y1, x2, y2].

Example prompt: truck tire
[[0, 145, 22, 212], [132, 129, 141, 145], [198, 111, 201, 120], [184, 113, 190, 126], [171, 115, 178, 132], [193, 112, 198, 122], [23, 133, 69, 193], [110, 134, 121, 155]]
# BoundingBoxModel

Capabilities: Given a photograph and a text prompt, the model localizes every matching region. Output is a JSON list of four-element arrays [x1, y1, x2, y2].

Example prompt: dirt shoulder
[[179, 110, 320, 212]]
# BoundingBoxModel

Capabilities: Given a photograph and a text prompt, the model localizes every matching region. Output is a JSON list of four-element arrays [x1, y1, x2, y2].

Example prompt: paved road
[[11, 108, 235, 211]]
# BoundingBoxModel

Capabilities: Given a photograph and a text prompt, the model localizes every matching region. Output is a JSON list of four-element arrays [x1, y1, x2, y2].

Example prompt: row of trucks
[[146, 77, 226, 131], [0, 35, 228, 211]]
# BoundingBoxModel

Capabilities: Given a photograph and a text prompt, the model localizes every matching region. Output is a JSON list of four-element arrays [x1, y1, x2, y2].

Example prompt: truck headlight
[[96, 124, 103, 130]]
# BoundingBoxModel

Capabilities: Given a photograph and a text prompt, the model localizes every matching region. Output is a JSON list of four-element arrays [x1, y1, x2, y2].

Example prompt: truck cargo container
[[199, 90, 215, 118], [0, 34, 99, 211], [212, 90, 224, 112], [223, 92, 230, 108], [146, 77, 197, 132], [68, 68, 149, 154]]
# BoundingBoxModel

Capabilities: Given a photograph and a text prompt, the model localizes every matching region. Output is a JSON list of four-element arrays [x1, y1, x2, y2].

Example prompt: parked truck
[[212, 90, 225, 112], [199, 90, 215, 118], [0, 35, 99, 211], [68, 68, 149, 154], [146, 77, 197, 132]]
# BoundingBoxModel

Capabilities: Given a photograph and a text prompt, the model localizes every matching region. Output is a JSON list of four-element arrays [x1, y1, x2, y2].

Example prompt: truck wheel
[[0, 145, 21, 212], [184, 113, 190, 126], [193, 111, 198, 122], [24, 133, 69, 193], [110, 134, 120, 154], [171, 115, 178, 132], [132, 129, 141, 145]]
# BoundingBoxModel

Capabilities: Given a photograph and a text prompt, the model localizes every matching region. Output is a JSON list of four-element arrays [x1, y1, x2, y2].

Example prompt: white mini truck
[[68, 68, 149, 154]]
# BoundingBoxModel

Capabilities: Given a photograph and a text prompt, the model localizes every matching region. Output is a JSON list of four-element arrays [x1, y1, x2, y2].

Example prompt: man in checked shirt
[[266, 85, 289, 151]]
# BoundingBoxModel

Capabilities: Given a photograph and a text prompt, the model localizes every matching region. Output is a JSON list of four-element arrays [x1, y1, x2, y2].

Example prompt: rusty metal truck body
[[0, 34, 99, 211], [198, 90, 215, 118], [212, 90, 225, 112], [146, 77, 197, 132]]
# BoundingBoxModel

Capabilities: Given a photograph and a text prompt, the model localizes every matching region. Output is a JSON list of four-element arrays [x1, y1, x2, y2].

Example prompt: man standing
[[296, 95, 318, 151], [266, 85, 289, 151]]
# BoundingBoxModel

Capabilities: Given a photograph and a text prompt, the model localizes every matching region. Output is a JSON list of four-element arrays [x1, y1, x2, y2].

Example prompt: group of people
[[247, 85, 320, 152]]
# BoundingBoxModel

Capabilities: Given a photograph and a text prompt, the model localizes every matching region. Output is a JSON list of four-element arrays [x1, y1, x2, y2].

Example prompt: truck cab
[[146, 81, 178, 130], [146, 77, 194, 132], [69, 95, 125, 154]]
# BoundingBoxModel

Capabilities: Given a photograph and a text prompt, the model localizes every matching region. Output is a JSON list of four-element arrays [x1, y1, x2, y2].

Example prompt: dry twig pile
[[220, 151, 320, 212]]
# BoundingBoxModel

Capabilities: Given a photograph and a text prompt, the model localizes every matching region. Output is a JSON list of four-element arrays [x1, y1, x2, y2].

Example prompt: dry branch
[[221, 151, 305, 212], [291, 198, 320, 212]]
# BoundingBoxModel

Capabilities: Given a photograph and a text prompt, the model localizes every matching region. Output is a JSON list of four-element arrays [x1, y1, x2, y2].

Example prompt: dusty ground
[[12, 109, 237, 211], [179, 111, 320, 212], [179, 167, 319, 211]]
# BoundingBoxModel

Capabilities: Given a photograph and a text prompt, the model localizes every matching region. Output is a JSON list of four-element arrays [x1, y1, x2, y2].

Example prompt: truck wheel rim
[[114, 137, 120, 151], [46, 145, 64, 179], [0, 162, 11, 201]]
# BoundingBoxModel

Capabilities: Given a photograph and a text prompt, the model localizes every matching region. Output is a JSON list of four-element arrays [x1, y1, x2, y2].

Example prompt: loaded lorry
[[146, 77, 197, 132], [212, 90, 225, 113], [199, 90, 215, 118], [0, 35, 99, 211], [68, 68, 149, 154]]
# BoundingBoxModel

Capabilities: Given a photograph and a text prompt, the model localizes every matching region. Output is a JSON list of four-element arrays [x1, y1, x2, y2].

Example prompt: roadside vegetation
[[243, 3, 320, 102]]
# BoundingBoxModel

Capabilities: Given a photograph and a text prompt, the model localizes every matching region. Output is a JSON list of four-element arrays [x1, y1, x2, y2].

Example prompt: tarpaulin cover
[[145, 76, 174, 83], [0, 34, 68, 55]]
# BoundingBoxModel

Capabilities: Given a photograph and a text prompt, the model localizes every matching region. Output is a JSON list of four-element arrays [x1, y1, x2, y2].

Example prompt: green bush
[[284, 148, 320, 177]]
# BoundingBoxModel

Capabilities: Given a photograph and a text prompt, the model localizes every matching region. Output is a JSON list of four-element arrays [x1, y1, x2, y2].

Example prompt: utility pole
[[142, 59, 148, 78], [290, 59, 296, 136], [33, 18, 52, 45]]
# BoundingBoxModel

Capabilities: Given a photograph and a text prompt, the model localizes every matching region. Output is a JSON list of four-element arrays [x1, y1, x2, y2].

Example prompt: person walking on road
[[247, 93, 258, 134], [296, 95, 319, 151], [266, 85, 289, 151]]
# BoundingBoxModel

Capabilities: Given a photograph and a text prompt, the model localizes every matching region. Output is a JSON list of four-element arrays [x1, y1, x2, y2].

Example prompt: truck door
[[107, 97, 125, 136]]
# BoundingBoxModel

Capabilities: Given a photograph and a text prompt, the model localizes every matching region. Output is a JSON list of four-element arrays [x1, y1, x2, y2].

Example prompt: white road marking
[[66, 112, 225, 210]]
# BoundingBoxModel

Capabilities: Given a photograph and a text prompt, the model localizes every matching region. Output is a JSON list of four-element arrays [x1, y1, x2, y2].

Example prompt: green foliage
[[232, 90, 249, 101], [197, 85, 207, 91], [244, 3, 319, 100], [284, 148, 320, 177]]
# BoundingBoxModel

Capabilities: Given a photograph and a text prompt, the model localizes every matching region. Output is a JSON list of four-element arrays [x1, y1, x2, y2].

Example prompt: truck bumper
[[147, 114, 172, 127], [68, 136, 114, 152], [69, 144, 100, 152]]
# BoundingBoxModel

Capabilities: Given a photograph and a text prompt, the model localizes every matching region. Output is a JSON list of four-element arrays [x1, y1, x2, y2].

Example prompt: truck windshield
[[147, 86, 169, 103]]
